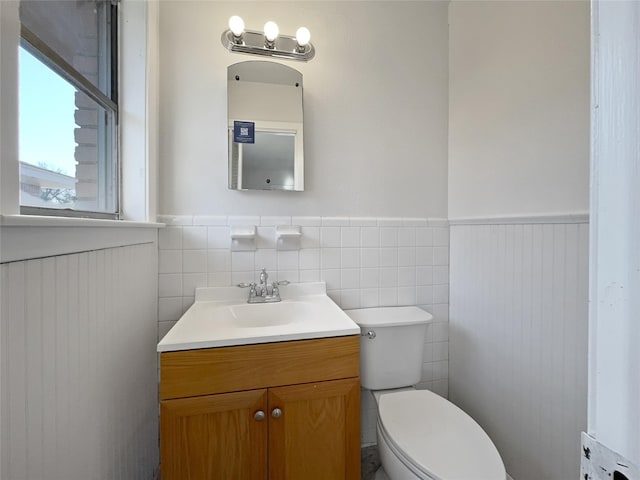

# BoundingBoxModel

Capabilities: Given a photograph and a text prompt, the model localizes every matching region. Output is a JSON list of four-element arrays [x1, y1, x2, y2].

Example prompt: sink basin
[[230, 301, 309, 328], [157, 282, 360, 352]]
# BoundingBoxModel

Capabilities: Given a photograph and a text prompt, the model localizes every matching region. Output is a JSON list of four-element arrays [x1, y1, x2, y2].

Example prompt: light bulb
[[264, 21, 279, 42], [295, 27, 311, 46], [228, 15, 244, 37]]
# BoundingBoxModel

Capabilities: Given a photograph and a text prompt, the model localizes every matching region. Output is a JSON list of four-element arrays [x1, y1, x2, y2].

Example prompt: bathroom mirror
[[227, 61, 304, 191]]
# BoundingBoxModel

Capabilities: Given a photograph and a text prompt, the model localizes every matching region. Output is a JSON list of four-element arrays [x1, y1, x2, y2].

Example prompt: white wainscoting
[[449, 220, 588, 480], [0, 242, 159, 480]]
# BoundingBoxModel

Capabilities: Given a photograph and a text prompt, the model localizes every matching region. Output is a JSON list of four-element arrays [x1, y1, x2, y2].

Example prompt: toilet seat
[[377, 390, 506, 480]]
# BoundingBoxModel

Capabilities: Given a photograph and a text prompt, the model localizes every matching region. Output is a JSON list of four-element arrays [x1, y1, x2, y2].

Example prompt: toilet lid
[[378, 390, 505, 480]]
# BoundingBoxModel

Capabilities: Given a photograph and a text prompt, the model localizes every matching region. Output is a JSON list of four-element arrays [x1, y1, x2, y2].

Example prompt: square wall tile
[[183, 273, 207, 296], [301, 227, 320, 248], [183, 250, 207, 273], [208, 271, 231, 287], [159, 296, 183, 322], [361, 248, 379, 268], [398, 266, 416, 287], [341, 289, 361, 309], [208, 226, 229, 249], [380, 248, 398, 267], [398, 228, 416, 247], [433, 227, 450, 246], [257, 227, 276, 249], [417, 285, 433, 305], [159, 273, 182, 297], [433, 246, 449, 266], [416, 247, 434, 266], [433, 285, 449, 304], [379, 288, 398, 306], [380, 227, 398, 247], [416, 266, 433, 286], [208, 249, 231, 272], [398, 247, 416, 267], [277, 251, 299, 271], [432, 265, 449, 285], [300, 269, 320, 282], [321, 248, 341, 269], [341, 227, 361, 248], [398, 286, 416, 305], [320, 227, 341, 247], [254, 249, 277, 271], [159, 250, 182, 274], [361, 227, 380, 247], [341, 248, 361, 269], [232, 251, 256, 272], [379, 267, 398, 288], [360, 289, 379, 308], [159, 227, 182, 250], [299, 249, 320, 270], [415, 227, 433, 247], [183, 226, 207, 249], [321, 269, 341, 290], [360, 268, 380, 288], [341, 269, 360, 289], [431, 303, 450, 322]]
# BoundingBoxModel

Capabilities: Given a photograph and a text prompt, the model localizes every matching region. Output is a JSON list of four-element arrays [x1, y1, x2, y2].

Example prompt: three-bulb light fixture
[[221, 16, 315, 62]]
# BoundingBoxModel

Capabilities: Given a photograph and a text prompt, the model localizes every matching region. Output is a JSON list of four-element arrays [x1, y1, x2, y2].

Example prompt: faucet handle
[[237, 282, 256, 288], [274, 280, 290, 286]]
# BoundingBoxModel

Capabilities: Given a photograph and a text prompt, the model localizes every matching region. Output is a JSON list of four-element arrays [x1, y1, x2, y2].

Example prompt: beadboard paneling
[[449, 222, 588, 480], [1, 243, 159, 480]]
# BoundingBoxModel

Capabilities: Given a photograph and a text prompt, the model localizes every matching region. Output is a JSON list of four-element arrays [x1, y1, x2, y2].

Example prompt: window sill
[[0, 215, 164, 264], [1, 214, 164, 228]]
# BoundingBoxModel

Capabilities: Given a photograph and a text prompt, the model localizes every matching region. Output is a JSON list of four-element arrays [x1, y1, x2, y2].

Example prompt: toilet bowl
[[345, 307, 506, 480], [374, 389, 505, 480]]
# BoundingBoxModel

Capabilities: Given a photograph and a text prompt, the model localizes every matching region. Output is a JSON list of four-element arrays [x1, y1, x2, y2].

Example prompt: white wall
[[448, 2, 591, 479], [589, 0, 640, 466], [158, 1, 449, 218], [448, 0, 590, 219]]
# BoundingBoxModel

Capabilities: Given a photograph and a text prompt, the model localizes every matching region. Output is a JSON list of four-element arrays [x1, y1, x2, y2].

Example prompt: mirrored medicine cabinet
[[227, 61, 304, 191]]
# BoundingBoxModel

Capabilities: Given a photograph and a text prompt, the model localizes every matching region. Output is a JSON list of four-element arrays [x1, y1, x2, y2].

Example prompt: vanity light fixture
[[221, 16, 315, 62]]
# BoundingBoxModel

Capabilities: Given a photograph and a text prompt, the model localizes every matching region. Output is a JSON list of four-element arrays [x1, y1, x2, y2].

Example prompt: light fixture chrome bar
[[221, 29, 315, 62]]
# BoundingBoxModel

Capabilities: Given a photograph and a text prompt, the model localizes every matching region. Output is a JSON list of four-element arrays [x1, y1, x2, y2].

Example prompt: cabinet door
[[268, 378, 360, 480], [161, 389, 268, 480]]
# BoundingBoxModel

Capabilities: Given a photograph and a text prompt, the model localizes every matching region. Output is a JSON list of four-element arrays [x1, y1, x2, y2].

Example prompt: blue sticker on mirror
[[234, 121, 255, 144]]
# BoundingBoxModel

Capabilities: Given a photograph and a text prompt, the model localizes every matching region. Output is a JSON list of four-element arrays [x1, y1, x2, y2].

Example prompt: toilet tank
[[345, 306, 433, 390]]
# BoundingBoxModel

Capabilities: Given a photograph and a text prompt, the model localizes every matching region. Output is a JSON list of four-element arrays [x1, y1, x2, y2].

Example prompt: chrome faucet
[[237, 268, 290, 303]]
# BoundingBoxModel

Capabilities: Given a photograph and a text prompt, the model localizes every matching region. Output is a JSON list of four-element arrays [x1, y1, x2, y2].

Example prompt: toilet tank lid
[[344, 306, 433, 328]]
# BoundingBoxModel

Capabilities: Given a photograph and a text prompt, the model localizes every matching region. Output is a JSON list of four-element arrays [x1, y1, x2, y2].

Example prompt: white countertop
[[157, 282, 361, 352]]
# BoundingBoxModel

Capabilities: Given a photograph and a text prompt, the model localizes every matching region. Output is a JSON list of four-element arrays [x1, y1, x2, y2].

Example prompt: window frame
[[18, 1, 120, 219]]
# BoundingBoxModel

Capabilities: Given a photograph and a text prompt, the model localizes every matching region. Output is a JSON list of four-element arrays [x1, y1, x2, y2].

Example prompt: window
[[19, 0, 118, 217]]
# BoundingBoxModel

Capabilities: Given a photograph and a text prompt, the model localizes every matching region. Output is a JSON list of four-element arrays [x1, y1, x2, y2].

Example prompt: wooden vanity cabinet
[[159, 336, 361, 480]]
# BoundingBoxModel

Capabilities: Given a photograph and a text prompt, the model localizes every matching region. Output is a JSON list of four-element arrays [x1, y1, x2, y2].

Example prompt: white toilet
[[346, 306, 506, 480]]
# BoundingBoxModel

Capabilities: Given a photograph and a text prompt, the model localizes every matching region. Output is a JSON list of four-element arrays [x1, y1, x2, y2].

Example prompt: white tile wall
[[157, 215, 450, 445]]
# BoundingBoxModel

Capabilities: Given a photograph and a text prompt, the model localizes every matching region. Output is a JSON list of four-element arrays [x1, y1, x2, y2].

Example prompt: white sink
[[157, 282, 360, 352], [230, 301, 309, 328]]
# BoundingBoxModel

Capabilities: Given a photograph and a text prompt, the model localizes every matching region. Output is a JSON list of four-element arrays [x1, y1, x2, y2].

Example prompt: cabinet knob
[[254, 410, 266, 421], [271, 408, 282, 419]]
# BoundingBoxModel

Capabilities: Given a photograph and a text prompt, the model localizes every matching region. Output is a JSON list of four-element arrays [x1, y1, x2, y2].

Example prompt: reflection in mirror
[[227, 61, 304, 191]]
